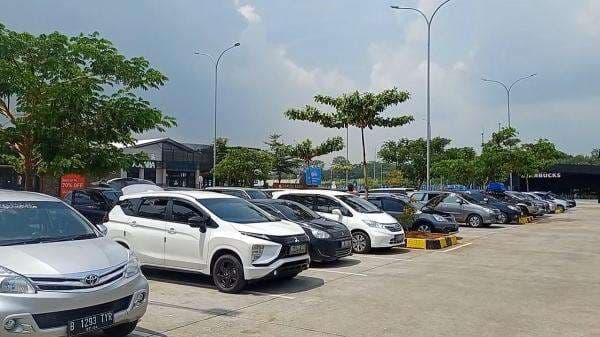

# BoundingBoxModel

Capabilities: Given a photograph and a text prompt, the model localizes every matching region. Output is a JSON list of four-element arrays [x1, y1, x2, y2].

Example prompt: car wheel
[[103, 320, 138, 337], [466, 214, 483, 228], [212, 254, 247, 293], [416, 222, 432, 233], [352, 231, 371, 254], [557, 205, 565, 213], [499, 212, 509, 224]]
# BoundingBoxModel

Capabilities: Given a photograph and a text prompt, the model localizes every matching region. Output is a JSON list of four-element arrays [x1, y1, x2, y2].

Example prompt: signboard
[[60, 174, 86, 198], [304, 166, 322, 186]]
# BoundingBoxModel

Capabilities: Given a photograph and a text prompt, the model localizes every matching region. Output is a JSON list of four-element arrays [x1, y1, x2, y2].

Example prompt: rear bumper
[[0, 274, 148, 337]]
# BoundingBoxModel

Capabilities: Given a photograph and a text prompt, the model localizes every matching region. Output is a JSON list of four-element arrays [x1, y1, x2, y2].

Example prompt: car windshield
[[338, 195, 382, 213], [196, 198, 278, 224], [0, 201, 98, 246], [246, 190, 269, 199], [460, 194, 479, 204], [272, 202, 319, 221]]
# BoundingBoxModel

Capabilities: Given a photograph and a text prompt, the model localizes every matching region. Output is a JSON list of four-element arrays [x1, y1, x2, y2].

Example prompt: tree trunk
[[361, 128, 369, 197]]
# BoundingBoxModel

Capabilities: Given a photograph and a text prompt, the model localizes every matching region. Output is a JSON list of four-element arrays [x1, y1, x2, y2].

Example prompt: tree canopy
[[213, 147, 273, 187], [265, 134, 301, 183], [289, 137, 344, 166], [0, 24, 175, 190]]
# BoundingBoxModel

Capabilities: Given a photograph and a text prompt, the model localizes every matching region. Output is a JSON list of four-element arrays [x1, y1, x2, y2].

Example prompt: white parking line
[[244, 291, 296, 299], [358, 255, 414, 262], [441, 242, 473, 252], [308, 269, 368, 277]]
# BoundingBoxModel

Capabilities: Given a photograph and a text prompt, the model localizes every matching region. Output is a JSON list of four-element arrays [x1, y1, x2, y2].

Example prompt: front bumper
[[309, 236, 353, 262], [245, 254, 310, 280], [432, 222, 459, 233], [0, 274, 148, 337], [369, 230, 405, 248]]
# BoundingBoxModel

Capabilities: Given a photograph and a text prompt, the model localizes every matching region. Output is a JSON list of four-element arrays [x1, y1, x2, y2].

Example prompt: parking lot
[[131, 201, 600, 337]]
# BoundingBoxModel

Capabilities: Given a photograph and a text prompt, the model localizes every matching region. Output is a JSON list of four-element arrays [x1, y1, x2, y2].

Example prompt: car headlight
[[125, 253, 141, 278], [508, 205, 519, 211], [251, 245, 265, 262], [363, 220, 387, 229], [0, 266, 36, 294], [432, 215, 445, 222], [310, 228, 331, 239]]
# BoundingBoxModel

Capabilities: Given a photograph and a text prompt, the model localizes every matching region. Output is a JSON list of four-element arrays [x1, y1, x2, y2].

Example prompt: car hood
[[232, 220, 305, 236], [357, 211, 398, 224], [0, 238, 128, 277], [300, 217, 347, 231], [420, 207, 452, 217]]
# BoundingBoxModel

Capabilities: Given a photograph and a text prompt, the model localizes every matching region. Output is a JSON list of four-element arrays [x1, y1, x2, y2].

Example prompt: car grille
[[270, 234, 310, 258], [389, 233, 405, 244], [384, 224, 403, 232], [30, 264, 126, 291], [33, 296, 132, 329]]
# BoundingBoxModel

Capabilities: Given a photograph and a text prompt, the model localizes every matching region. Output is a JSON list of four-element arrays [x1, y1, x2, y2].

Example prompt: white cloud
[[577, 0, 600, 36], [237, 4, 261, 24]]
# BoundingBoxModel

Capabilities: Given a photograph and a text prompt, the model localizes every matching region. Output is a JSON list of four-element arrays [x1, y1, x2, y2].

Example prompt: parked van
[[272, 190, 405, 253], [0, 190, 148, 337], [105, 190, 310, 293]]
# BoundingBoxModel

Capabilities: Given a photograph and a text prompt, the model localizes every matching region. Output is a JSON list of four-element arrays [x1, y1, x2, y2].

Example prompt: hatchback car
[[272, 190, 405, 253], [251, 199, 352, 263], [0, 190, 148, 337], [364, 193, 459, 233], [105, 190, 309, 293], [427, 192, 501, 227], [63, 187, 122, 224]]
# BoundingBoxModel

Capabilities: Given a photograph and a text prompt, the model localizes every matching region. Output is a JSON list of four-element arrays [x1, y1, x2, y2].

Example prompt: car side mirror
[[332, 208, 343, 220], [97, 224, 108, 237], [188, 215, 209, 233]]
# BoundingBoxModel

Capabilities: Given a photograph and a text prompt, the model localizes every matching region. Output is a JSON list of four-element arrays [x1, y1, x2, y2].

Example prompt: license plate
[[340, 240, 351, 248], [289, 244, 307, 255], [68, 312, 114, 336]]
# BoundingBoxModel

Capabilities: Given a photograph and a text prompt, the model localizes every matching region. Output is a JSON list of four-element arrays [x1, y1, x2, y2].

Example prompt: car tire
[[352, 230, 371, 254], [466, 214, 484, 228], [499, 212, 509, 224], [212, 254, 247, 293], [557, 205, 565, 213], [416, 222, 432, 233], [103, 320, 138, 337]]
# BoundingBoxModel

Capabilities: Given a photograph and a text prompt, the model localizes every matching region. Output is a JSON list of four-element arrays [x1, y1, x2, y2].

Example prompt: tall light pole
[[391, 0, 452, 191], [195, 42, 241, 187], [482, 73, 536, 128]]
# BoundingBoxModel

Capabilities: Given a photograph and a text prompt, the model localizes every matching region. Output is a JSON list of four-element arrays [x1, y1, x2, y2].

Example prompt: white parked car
[[0, 191, 148, 337], [272, 190, 405, 253], [105, 190, 310, 293]]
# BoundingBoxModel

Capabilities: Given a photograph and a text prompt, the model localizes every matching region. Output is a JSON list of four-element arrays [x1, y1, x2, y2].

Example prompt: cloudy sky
[[3, 0, 599, 163]]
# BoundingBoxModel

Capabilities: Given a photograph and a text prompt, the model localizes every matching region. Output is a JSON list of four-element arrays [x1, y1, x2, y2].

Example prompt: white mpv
[[105, 190, 310, 293], [272, 190, 405, 253]]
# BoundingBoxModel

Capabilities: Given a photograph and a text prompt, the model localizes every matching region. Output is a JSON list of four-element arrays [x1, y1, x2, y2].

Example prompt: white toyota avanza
[[105, 190, 310, 293]]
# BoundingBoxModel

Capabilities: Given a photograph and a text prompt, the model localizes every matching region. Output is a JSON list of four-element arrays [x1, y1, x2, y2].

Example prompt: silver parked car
[[426, 192, 501, 227], [0, 190, 148, 337]]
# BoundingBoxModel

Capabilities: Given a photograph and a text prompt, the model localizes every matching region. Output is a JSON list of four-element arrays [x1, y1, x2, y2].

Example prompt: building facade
[[516, 164, 600, 198]]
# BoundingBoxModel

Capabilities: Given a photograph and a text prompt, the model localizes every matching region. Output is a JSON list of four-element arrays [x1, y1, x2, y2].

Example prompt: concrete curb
[[517, 216, 535, 224], [406, 235, 459, 250]]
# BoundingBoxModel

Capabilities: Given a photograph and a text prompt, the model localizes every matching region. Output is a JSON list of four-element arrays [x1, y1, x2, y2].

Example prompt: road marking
[[244, 291, 296, 299], [441, 242, 473, 252], [308, 269, 368, 277], [132, 332, 156, 337]]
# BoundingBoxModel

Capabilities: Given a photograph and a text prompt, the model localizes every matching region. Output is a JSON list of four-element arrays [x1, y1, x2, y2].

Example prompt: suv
[[427, 192, 501, 227], [272, 190, 405, 254], [0, 190, 148, 337], [63, 187, 122, 224], [105, 190, 309, 293], [205, 187, 270, 200], [251, 199, 352, 263]]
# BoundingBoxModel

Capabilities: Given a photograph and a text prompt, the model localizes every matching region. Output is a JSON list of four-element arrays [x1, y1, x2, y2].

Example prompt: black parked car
[[365, 193, 459, 233], [251, 199, 353, 263], [64, 187, 122, 224], [97, 177, 156, 192], [459, 190, 522, 224]]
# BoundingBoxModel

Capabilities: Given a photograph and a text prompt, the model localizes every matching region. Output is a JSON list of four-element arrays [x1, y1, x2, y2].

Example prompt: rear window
[[246, 190, 269, 199]]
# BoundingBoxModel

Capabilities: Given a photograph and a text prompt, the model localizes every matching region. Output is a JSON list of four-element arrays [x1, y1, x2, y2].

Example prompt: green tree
[[478, 127, 535, 185], [285, 88, 413, 196], [215, 137, 229, 165], [213, 148, 273, 187], [264, 134, 301, 183], [0, 24, 175, 190], [289, 137, 344, 166], [331, 156, 352, 180]]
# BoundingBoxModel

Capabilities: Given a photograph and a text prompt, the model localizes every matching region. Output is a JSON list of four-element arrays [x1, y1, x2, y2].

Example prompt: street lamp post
[[391, 1, 452, 191], [195, 42, 241, 187], [482, 73, 537, 128]]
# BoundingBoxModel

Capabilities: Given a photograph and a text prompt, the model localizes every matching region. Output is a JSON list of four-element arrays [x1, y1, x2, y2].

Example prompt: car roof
[[0, 190, 61, 202], [250, 199, 287, 205], [120, 190, 237, 200], [205, 187, 262, 191], [273, 189, 351, 197]]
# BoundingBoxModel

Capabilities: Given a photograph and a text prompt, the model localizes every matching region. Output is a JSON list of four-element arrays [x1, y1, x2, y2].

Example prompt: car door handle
[[167, 228, 177, 234], [129, 221, 137, 227]]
